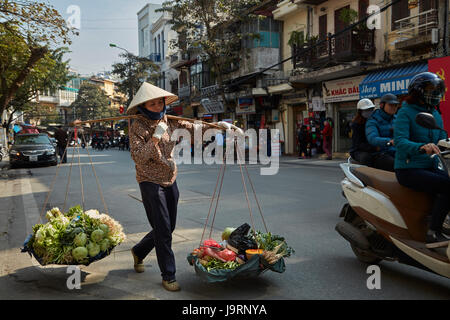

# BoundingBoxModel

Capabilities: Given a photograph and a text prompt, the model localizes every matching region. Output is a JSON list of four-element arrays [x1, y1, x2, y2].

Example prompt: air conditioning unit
[[431, 28, 439, 44]]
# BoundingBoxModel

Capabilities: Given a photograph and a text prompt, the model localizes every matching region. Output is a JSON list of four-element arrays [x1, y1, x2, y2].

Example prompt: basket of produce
[[21, 205, 126, 266], [187, 223, 294, 283]]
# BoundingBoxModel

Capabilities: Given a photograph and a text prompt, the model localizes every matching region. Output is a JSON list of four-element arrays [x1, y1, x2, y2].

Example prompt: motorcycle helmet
[[408, 72, 445, 110], [357, 98, 376, 110]]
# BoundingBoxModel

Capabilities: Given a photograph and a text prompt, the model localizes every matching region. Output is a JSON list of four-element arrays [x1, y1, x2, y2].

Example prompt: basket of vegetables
[[21, 206, 126, 266], [187, 223, 294, 283]]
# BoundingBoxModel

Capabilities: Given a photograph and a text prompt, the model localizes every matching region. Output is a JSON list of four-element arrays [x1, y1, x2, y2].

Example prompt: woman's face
[[144, 98, 165, 112]]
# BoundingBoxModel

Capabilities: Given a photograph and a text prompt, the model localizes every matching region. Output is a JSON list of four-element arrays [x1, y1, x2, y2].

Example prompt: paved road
[[0, 148, 449, 299]]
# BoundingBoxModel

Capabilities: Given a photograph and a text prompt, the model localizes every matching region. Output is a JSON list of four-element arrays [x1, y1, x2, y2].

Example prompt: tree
[[4, 46, 72, 129], [0, 0, 76, 115], [159, 0, 265, 97], [111, 52, 160, 107], [70, 82, 113, 124]]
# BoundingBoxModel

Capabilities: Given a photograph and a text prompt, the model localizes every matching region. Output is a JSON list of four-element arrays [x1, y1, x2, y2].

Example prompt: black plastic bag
[[227, 223, 257, 254]]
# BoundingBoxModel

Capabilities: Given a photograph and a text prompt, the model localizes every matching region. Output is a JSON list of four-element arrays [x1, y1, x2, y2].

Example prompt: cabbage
[[72, 246, 88, 261], [90, 229, 104, 243], [74, 232, 87, 247], [221, 227, 236, 241], [35, 229, 45, 243], [99, 238, 110, 252], [99, 224, 109, 235], [87, 241, 100, 257]]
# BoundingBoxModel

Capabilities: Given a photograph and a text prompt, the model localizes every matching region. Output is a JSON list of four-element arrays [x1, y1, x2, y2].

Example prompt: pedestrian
[[127, 82, 231, 292], [394, 72, 449, 243], [322, 120, 333, 160], [365, 93, 399, 171], [298, 125, 311, 158], [349, 99, 377, 166], [54, 125, 68, 163]]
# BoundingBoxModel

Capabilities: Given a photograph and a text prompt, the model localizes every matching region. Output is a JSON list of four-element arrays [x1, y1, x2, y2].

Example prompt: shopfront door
[[336, 104, 356, 153], [292, 104, 306, 154]]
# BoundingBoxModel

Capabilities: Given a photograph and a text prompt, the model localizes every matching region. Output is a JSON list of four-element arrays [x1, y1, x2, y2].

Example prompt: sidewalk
[[279, 154, 345, 168]]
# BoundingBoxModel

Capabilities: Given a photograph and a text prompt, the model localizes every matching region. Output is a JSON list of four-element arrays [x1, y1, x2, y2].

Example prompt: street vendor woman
[[127, 82, 231, 292]]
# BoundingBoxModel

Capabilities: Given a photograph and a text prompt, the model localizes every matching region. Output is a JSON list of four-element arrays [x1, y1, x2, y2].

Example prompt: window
[[161, 32, 165, 59], [158, 34, 161, 55], [335, 5, 350, 33], [391, 0, 410, 31], [358, 0, 369, 20], [319, 14, 327, 40]]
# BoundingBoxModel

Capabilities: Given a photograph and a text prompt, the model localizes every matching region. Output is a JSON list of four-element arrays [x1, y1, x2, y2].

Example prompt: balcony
[[292, 28, 375, 70], [394, 9, 438, 51], [170, 52, 192, 69], [148, 53, 161, 63]]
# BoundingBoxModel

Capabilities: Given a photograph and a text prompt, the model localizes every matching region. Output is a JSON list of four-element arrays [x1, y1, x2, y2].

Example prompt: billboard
[[428, 57, 450, 131]]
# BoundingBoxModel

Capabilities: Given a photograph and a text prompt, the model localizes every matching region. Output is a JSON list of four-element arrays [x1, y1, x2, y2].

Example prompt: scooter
[[336, 112, 450, 279]]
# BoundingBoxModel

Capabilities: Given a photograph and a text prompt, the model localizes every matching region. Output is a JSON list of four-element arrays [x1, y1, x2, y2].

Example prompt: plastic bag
[[227, 223, 257, 254]]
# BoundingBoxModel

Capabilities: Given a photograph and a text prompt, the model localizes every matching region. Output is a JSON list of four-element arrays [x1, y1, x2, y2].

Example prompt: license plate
[[29, 155, 38, 162]]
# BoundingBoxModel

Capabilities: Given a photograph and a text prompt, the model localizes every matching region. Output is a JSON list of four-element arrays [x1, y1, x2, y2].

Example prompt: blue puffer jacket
[[365, 108, 396, 155], [394, 101, 447, 170]]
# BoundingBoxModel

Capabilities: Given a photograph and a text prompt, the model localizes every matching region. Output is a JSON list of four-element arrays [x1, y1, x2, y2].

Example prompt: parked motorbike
[[336, 112, 450, 279]]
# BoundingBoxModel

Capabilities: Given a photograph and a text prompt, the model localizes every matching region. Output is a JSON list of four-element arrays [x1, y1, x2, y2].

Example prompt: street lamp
[[109, 43, 134, 106]]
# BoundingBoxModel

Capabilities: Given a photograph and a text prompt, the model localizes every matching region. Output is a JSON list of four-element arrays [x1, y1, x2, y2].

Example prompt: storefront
[[428, 57, 449, 131], [279, 90, 308, 155], [323, 75, 365, 153], [359, 62, 428, 105]]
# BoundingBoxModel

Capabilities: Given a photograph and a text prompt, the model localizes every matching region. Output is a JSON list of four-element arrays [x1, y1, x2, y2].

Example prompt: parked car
[[9, 134, 57, 168]]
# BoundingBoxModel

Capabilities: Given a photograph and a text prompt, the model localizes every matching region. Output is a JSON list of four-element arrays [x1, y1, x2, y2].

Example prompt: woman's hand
[[152, 137, 160, 145], [420, 143, 440, 155]]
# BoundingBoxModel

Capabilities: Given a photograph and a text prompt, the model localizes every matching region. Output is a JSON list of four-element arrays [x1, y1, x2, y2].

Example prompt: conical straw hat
[[126, 82, 178, 115]]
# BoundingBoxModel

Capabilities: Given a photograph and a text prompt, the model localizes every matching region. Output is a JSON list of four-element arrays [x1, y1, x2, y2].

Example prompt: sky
[[48, 0, 164, 75]]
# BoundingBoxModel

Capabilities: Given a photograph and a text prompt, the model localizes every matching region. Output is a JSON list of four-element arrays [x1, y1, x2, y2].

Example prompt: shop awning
[[359, 63, 428, 99], [267, 83, 294, 94]]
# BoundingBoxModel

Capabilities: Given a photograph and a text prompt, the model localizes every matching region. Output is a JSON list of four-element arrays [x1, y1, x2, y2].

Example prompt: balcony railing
[[148, 53, 161, 63], [394, 9, 438, 50], [292, 28, 375, 70]]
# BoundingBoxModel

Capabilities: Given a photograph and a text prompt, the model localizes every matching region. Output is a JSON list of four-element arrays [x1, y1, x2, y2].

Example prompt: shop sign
[[323, 76, 364, 103], [429, 57, 450, 131], [311, 96, 325, 111], [201, 98, 224, 114], [236, 98, 256, 114]]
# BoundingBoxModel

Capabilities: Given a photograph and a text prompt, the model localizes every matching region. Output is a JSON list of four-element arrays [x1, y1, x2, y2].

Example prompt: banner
[[428, 57, 450, 131], [323, 76, 364, 103]]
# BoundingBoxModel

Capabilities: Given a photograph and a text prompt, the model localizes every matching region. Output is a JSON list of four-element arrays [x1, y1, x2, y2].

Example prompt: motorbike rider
[[350, 99, 377, 166], [394, 72, 449, 243], [365, 93, 399, 172]]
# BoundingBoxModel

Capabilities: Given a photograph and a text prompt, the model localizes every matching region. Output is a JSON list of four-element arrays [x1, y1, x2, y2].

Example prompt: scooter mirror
[[415, 112, 440, 130]]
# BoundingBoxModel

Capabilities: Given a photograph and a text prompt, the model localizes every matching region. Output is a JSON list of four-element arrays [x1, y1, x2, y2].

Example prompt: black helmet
[[380, 93, 399, 105], [408, 72, 445, 109]]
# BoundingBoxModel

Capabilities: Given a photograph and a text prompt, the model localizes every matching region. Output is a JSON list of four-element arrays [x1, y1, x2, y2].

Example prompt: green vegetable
[[99, 238, 110, 252], [72, 246, 88, 261], [221, 227, 236, 241], [204, 258, 240, 272], [99, 224, 109, 235], [87, 241, 100, 257], [91, 229, 104, 243], [74, 232, 87, 247], [251, 230, 295, 257]]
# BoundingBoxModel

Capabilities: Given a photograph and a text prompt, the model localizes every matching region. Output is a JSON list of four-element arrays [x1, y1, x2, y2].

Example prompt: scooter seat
[[351, 166, 433, 241]]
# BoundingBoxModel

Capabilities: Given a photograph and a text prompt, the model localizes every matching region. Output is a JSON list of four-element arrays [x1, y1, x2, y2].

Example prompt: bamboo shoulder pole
[[70, 114, 224, 130]]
